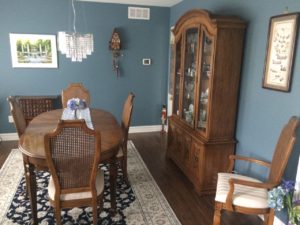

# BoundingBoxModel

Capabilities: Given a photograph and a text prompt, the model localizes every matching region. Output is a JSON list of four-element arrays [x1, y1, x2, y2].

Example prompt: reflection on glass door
[[197, 31, 213, 132], [173, 37, 182, 116], [182, 28, 199, 126]]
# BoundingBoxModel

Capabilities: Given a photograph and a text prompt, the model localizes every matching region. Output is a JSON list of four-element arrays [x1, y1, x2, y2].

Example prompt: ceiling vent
[[128, 7, 150, 20]]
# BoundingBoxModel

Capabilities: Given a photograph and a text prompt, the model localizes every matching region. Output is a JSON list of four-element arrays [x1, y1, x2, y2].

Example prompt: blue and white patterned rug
[[0, 141, 181, 225]]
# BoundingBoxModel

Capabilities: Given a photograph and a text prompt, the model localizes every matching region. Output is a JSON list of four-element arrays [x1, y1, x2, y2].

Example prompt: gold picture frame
[[263, 13, 299, 92]]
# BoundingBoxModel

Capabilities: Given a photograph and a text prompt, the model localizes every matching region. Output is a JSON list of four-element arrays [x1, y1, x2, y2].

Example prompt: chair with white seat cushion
[[213, 116, 300, 225], [44, 120, 103, 225]]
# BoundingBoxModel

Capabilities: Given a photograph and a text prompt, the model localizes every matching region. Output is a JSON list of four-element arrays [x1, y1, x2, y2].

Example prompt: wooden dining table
[[19, 108, 123, 225]]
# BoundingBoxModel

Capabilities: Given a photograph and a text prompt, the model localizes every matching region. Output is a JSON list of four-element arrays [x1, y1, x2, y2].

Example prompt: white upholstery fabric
[[48, 169, 104, 201], [61, 107, 94, 129], [215, 173, 269, 209], [116, 147, 123, 158]]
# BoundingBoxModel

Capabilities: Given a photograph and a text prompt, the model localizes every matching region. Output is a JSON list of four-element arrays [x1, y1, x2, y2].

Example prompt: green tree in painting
[[15, 37, 53, 63]]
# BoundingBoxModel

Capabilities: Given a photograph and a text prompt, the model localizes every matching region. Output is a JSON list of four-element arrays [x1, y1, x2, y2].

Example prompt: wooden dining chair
[[61, 83, 90, 108], [116, 92, 135, 183], [7, 96, 27, 137], [14, 95, 59, 125], [213, 116, 300, 225], [44, 120, 104, 225]]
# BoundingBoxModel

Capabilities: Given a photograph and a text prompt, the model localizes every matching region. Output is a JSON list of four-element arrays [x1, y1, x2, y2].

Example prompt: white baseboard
[[0, 125, 164, 141], [0, 133, 18, 141], [274, 216, 285, 225], [129, 125, 162, 133]]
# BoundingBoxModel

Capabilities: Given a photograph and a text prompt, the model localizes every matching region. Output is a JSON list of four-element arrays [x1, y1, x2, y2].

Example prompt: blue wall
[[0, 0, 170, 132], [171, 0, 300, 223], [171, 0, 300, 175]]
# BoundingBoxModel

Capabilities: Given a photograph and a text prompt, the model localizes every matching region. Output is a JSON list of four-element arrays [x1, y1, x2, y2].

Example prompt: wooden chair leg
[[22, 161, 29, 198], [54, 206, 61, 225], [122, 158, 129, 184], [213, 202, 222, 225], [98, 193, 103, 213], [121, 147, 129, 184], [92, 198, 98, 225], [264, 209, 275, 225]]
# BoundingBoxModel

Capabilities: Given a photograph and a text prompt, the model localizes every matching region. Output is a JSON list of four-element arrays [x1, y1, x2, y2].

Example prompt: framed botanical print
[[9, 33, 58, 68], [262, 13, 299, 92]]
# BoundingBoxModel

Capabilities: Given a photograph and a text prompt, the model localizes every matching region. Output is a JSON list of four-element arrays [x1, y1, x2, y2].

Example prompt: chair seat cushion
[[215, 173, 269, 209], [48, 169, 104, 201]]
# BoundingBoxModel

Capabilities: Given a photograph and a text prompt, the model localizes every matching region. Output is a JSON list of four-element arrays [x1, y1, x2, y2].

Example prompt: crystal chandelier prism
[[58, 0, 94, 62]]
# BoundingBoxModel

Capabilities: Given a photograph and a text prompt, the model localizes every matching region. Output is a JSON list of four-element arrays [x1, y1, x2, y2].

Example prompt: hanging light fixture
[[58, 0, 93, 62]]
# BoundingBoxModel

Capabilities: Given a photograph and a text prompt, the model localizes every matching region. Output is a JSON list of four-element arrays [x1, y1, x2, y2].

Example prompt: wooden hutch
[[167, 9, 247, 195]]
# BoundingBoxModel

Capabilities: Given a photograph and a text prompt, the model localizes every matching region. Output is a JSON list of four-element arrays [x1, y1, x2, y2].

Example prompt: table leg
[[23, 156, 38, 225], [109, 157, 117, 215]]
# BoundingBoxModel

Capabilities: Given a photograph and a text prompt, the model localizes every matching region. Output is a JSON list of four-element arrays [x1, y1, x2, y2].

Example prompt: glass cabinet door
[[173, 37, 182, 116], [197, 31, 213, 132], [181, 28, 199, 125]]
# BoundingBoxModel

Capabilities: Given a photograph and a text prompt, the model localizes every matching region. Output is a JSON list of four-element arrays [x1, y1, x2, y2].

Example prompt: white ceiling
[[78, 0, 182, 7]]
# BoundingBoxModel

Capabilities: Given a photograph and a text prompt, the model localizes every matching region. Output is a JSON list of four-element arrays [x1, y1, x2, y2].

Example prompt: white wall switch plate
[[8, 115, 14, 123], [142, 58, 151, 65]]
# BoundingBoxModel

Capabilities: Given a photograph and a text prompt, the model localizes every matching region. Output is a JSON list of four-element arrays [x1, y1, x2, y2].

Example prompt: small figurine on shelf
[[161, 104, 167, 134]]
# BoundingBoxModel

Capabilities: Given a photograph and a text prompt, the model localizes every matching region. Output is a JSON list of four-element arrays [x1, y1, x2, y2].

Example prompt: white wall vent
[[128, 7, 150, 20]]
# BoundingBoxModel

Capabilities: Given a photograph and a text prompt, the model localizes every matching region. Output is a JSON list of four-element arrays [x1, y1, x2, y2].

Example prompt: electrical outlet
[[8, 115, 14, 123]]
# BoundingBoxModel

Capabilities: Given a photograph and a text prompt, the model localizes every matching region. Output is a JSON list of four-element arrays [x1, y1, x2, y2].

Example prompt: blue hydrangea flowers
[[268, 180, 300, 225], [67, 98, 87, 110], [268, 185, 286, 211]]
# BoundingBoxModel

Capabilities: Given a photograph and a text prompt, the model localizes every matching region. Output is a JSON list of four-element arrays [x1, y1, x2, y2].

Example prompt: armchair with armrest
[[213, 116, 300, 225]]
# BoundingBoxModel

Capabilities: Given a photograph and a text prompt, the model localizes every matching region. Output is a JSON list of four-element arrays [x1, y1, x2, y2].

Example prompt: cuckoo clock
[[109, 28, 122, 76]]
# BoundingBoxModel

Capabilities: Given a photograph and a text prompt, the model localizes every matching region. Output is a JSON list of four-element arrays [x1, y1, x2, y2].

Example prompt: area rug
[[0, 141, 181, 225]]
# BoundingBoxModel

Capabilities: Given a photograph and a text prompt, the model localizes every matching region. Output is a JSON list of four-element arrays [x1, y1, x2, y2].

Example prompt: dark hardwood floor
[[0, 132, 263, 225], [130, 132, 264, 225]]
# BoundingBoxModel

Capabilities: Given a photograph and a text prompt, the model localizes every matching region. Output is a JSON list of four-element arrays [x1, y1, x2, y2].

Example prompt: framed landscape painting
[[262, 13, 299, 92], [9, 33, 58, 68]]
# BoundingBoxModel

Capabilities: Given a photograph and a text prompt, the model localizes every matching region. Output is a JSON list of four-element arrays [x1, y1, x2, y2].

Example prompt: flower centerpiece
[[268, 180, 300, 225], [66, 98, 87, 119]]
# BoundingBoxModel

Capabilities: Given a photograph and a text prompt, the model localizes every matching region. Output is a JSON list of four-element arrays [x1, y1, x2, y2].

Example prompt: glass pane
[[182, 28, 198, 125], [197, 32, 213, 131], [173, 37, 182, 116]]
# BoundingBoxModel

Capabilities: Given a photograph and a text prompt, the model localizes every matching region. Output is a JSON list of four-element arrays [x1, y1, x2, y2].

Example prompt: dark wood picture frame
[[263, 13, 299, 92]]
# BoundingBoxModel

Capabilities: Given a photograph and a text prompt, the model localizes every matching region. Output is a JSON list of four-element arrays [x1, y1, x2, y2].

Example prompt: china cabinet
[[167, 9, 247, 195]]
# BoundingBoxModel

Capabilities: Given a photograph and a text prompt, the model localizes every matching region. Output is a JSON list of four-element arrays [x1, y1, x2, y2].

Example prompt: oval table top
[[19, 109, 123, 161]]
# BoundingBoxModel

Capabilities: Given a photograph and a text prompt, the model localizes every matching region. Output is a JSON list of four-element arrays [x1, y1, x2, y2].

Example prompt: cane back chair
[[61, 83, 90, 108], [44, 120, 104, 225], [7, 96, 27, 137], [213, 116, 300, 225]]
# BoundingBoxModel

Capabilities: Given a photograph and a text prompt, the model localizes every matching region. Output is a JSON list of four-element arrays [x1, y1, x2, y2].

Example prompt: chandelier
[[58, 0, 94, 62]]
